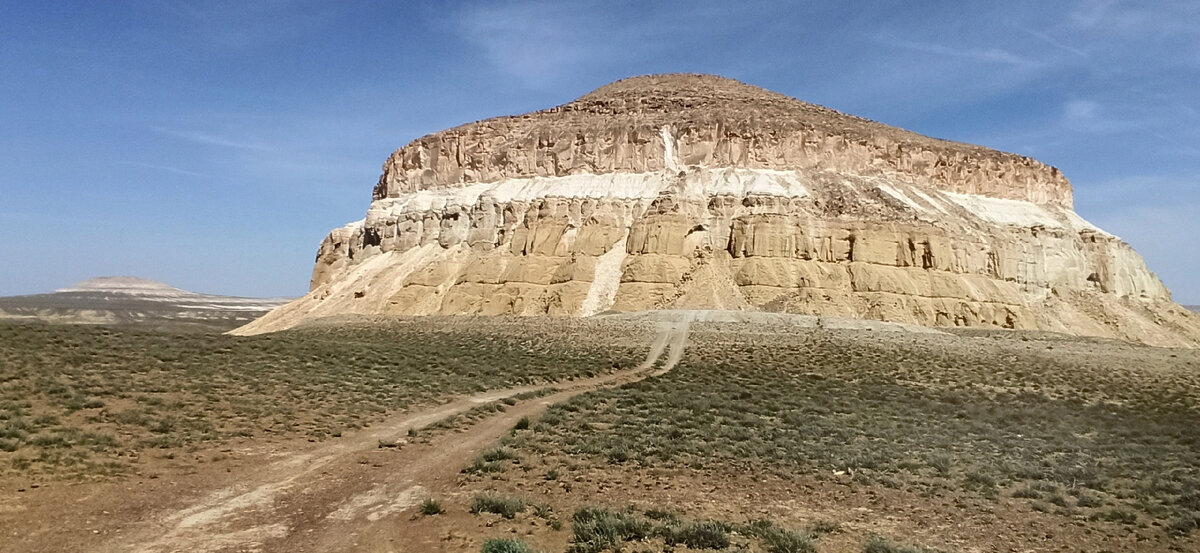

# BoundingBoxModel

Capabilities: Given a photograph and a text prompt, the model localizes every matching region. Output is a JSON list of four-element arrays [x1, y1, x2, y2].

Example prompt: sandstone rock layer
[[236, 75, 1200, 346]]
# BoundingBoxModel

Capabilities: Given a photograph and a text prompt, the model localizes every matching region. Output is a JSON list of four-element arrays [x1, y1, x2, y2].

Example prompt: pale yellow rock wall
[[235, 166, 1200, 347]]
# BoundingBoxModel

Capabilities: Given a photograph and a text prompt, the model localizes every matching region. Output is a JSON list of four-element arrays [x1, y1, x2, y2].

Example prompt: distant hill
[[1187, 305, 1200, 313], [0, 277, 290, 331]]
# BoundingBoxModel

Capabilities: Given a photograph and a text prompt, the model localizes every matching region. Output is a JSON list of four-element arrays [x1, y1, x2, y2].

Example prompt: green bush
[[420, 497, 443, 516], [659, 520, 730, 549], [480, 538, 533, 553], [765, 529, 815, 553], [568, 507, 652, 553], [471, 493, 526, 519], [480, 446, 518, 462], [744, 522, 814, 553], [863, 535, 945, 553], [464, 457, 504, 474]]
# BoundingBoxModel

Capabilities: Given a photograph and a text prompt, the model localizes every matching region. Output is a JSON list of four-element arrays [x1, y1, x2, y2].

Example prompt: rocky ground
[[0, 314, 1197, 552]]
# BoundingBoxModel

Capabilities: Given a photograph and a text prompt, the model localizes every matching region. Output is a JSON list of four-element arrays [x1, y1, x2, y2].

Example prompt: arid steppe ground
[[0, 314, 1198, 552]]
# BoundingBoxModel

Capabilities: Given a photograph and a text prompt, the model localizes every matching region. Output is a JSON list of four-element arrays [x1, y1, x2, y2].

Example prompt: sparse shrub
[[568, 507, 652, 553], [1011, 484, 1041, 499], [763, 528, 815, 553], [744, 522, 814, 553], [464, 447, 519, 474], [471, 493, 526, 519], [643, 508, 675, 521], [926, 453, 952, 476], [809, 520, 841, 535], [514, 417, 530, 430], [1073, 491, 1102, 508], [1092, 508, 1138, 525], [1166, 513, 1198, 537], [420, 497, 443, 516], [863, 535, 945, 553], [605, 446, 630, 464], [480, 446, 518, 462], [480, 538, 533, 553], [963, 471, 996, 492], [659, 520, 730, 549], [464, 458, 503, 474]]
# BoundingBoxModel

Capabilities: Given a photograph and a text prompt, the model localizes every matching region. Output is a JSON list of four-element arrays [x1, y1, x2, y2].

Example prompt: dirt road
[[51, 320, 687, 553]]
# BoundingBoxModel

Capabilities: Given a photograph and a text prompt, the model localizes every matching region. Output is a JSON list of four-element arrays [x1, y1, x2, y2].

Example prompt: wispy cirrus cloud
[[880, 38, 1040, 68], [153, 127, 273, 151], [1017, 26, 1089, 59], [119, 161, 210, 178], [1070, 0, 1200, 37], [452, 2, 599, 85]]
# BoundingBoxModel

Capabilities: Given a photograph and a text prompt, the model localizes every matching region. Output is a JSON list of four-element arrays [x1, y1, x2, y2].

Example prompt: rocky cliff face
[[236, 74, 1200, 346]]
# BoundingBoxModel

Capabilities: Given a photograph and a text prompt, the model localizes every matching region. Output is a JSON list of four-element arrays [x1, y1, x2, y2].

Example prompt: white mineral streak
[[941, 192, 1064, 229], [908, 188, 951, 214], [876, 183, 929, 214], [661, 125, 682, 173], [579, 233, 630, 317], [362, 168, 815, 227]]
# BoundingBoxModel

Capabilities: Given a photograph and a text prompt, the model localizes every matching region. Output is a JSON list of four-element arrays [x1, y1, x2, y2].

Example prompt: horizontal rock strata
[[237, 75, 1200, 346]]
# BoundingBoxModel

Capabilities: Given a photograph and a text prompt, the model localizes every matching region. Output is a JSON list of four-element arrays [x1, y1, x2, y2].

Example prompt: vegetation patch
[[0, 319, 641, 479], [480, 538, 534, 553], [864, 534, 948, 553], [471, 492, 527, 519], [520, 328, 1200, 537]]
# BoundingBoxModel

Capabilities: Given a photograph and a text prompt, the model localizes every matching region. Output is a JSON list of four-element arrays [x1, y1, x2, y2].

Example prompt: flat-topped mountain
[[0, 277, 289, 331], [237, 74, 1200, 346], [58, 276, 194, 295]]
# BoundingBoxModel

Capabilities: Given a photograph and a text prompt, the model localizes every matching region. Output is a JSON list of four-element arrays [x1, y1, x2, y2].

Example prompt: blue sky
[[2, 1, 1197, 303]]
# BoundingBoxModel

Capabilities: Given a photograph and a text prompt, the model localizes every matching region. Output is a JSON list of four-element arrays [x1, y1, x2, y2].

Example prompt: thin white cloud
[[1069, 0, 1200, 37], [153, 127, 272, 151], [455, 3, 589, 83], [1017, 26, 1089, 59], [1061, 99, 1102, 130], [1069, 0, 1119, 29], [881, 38, 1039, 68], [1058, 99, 1164, 134], [121, 161, 210, 178]]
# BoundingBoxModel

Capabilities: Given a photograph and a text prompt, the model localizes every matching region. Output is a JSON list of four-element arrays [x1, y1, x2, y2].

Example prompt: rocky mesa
[[236, 74, 1200, 346]]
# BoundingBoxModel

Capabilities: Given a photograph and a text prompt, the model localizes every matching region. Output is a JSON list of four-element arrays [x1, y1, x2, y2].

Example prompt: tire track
[[100, 320, 690, 553]]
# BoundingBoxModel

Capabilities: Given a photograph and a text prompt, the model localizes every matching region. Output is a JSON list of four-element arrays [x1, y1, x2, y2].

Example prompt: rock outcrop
[[236, 74, 1200, 346]]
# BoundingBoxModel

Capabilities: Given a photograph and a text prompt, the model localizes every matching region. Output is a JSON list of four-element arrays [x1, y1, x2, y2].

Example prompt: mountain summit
[[236, 74, 1200, 345]]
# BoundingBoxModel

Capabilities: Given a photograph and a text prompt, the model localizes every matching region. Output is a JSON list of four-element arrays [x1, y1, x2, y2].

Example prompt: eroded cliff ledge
[[236, 74, 1200, 346]]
